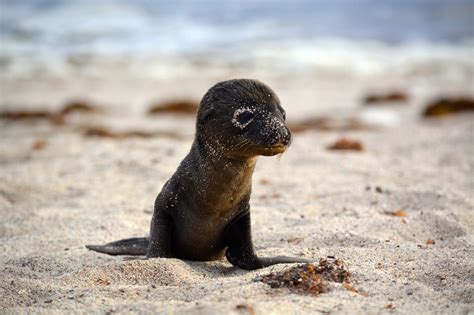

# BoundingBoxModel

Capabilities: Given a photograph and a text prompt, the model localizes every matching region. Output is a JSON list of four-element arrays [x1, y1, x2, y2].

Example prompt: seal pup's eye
[[232, 108, 255, 129], [238, 111, 254, 124]]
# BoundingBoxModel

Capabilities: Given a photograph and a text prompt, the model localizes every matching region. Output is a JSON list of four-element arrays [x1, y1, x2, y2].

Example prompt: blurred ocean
[[0, 0, 473, 80]]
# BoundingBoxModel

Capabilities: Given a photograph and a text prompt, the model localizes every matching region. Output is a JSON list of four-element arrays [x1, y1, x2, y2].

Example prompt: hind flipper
[[86, 237, 149, 256]]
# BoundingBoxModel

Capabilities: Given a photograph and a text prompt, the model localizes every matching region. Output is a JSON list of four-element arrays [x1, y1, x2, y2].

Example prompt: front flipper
[[225, 210, 311, 270], [86, 237, 149, 256]]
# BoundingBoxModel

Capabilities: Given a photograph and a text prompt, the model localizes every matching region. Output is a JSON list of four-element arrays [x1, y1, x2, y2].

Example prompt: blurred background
[[0, 0, 473, 116], [2, 3, 474, 313]]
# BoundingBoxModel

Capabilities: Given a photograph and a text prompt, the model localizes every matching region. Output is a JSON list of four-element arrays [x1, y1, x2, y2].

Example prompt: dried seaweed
[[235, 304, 255, 315], [83, 127, 183, 140], [288, 117, 371, 133], [59, 100, 100, 115], [363, 91, 409, 104], [259, 178, 272, 185], [327, 138, 364, 151], [148, 100, 199, 115], [0, 110, 52, 120], [385, 209, 407, 217], [258, 192, 282, 200], [259, 258, 359, 297], [94, 278, 111, 285], [31, 140, 47, 150], [0, 100, 101, 124], [423, 97, 474, 117]]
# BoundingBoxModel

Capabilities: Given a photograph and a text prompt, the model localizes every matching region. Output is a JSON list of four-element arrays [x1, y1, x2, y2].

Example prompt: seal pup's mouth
[[257, 143, 288, 156]]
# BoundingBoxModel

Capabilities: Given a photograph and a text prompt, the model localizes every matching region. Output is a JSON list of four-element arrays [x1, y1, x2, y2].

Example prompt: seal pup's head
[[196, 79, 291, 159]]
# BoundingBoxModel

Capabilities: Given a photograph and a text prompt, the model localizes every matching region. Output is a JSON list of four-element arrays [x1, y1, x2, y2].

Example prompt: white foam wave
[[0, 39, 472, 81]]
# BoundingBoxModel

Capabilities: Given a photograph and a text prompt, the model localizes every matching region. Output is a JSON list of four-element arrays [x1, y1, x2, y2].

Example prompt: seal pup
[[86, 79, 310, 270]]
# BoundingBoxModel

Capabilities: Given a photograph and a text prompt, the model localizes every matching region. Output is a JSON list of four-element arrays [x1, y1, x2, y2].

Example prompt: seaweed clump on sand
[[59, 100, 100, 115], [288, 117, 371, 133], [259, 258, 357, 297], [84, 127, 155, 139], [423, 97, 474, 117], [363, 91, 409, 105], [0, 110, 51, 120], [327, 138, 364, 151], [0, 99, 101, 125], [83, 127, 182, 140], [148, 100, 199, 115], [384, 209, 407, 217]]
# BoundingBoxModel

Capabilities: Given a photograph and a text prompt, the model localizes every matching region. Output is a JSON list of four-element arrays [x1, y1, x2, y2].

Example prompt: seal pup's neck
[[194, 134, 257, 167], [188, 140, 257, 209], [191, 139, 257, 174]]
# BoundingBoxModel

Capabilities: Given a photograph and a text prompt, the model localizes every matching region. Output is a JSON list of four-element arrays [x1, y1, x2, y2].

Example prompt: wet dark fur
[[86, 79, 310, 270]]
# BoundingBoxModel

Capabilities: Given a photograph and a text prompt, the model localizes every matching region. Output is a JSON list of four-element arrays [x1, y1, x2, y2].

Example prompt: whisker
[[234, 138, 251, 150]]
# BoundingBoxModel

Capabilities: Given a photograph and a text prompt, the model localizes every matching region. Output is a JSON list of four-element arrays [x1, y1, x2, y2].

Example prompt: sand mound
[[59, 259, 204, 288]]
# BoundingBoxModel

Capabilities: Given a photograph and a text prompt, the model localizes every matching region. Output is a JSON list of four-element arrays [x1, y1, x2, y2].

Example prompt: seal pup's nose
[[280, 126, 292, 146]]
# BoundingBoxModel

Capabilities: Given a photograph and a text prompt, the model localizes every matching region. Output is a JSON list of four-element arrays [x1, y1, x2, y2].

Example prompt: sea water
[[0, 0, 473, 80]]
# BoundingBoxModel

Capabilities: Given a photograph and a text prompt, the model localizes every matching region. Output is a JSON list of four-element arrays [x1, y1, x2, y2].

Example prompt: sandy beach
[[1, 1, 474, 313], [1, 71, 473, 314]]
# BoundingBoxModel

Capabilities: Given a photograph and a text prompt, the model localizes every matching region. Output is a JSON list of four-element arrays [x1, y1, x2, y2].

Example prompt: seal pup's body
[[87, 79, 309, 270]]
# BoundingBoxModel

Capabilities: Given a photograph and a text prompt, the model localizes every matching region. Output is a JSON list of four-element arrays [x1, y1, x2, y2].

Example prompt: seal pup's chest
[[170, 202, 239, 260], [169, 191, 247, 260]]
